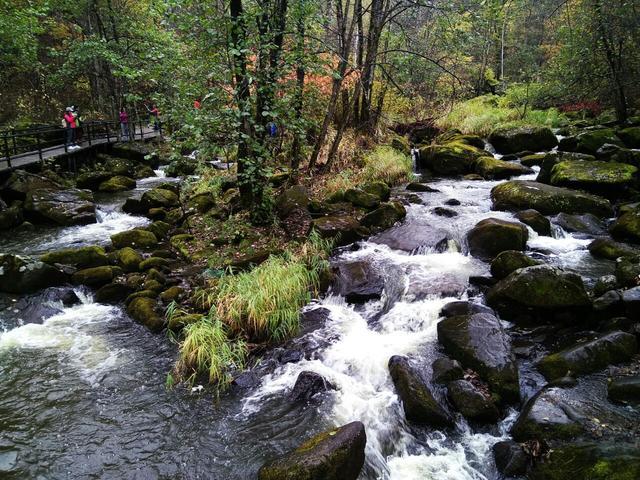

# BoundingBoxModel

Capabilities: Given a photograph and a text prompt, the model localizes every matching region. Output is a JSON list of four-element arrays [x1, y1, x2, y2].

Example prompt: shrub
[[362, 146, 413, 186]]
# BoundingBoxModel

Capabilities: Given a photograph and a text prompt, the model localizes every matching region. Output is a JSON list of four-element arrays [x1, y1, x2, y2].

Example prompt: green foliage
[[362, 146, 413, 186]]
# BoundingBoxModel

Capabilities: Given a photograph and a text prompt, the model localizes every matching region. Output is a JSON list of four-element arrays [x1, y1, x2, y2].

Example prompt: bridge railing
[[1, 118, 162, 170]]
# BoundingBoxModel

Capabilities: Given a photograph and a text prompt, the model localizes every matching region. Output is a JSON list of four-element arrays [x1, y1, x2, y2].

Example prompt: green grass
[[438, 93, 566, 137], [362, 146, 413, 186]]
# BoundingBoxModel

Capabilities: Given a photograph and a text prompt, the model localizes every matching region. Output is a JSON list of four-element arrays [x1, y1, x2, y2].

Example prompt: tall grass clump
[[362, 146, 412, 186], [176, 315, 247, 385]]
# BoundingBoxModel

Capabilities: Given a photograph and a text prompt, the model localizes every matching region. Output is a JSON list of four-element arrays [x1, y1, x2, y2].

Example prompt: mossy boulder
[[0, 254, 68, 294], [554, 212, 605, 235], [344, 188, 380, 209], [165, 158, 197, 177], [126, 296, 164, 332], [569, 129, 625, 155], [360, 202, 406, 232], [490, 250, 541, 280], [537, 331, 637, 381], [588, 238, 640, 260], [615, 255, 640, 287], [72, 265, 121, 287], [474, 157, 533, 180], [134, 165, 156, 179], [276, 186, 310, 218], [76, 171, 113, 190], [491, 180, 613, 217], [111, 229, 158, 249], [515, 209, 551, 236], [159, 286, 184, 303], [41, 246, 108, 268], [312, 215, 365, 246], [257, 422, 366, 480], [486, 265, 591, 319], [618, 126, 640, 148], [489, 127, 558, 154], [94, 282, 135, 304], [167, 313, 203, 331], [170, 234, 194, 258], [362, 181, 391, 202], [466, 218, 528, 260], [549, 160, 637, 194], [0, 170, 63, 201], [447, 379, 500, 423], [388, 355, 454, 427], [418, 141, 486, 175], [146, 221, 172, 240], [511, 387, 586, 442], [139, 257, 170, 270], [140, 187, 179, 210], [24, 188, 96, 226], [116, 247, 143, 272], [437, 312, 519, 403], [528, 442, 640, 480], [186, 192, 216, 213], [610, 208, 640, 244], [98, 175, 136, 192]]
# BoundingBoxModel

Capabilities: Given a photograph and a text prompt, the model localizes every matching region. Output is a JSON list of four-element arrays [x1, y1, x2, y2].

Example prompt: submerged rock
[[437, 312, 519, 403], [466, 218, 528, 260], [491, 180, 613, 217], [289, 371, 335, 402], [388, 355, 454, 428], [406, 182, 440, 192], [537, 331, 637, 381], [258, 422, 366, 480], [447, 379, 500, 422], [24, 188, 96, 226], [0, 254, 68, 294]]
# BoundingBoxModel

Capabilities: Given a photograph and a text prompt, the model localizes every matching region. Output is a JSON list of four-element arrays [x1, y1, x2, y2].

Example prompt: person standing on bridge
[[119, 108, 130, 141], [146, 104, 160, 131], [63, 107, 79, 150]]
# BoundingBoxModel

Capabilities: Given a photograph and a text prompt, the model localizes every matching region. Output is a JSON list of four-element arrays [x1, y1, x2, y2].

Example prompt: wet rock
[[554, 213, 606, 236], [608, 375, 640, 403], [445, 198, 461, 206], [490, 250, 541, 280], [72, 265, 121, 287], [362, 181, 391, 201], [565, 129, 625, 155], [622, 286, 640, 318], [388, 356, 453, 427], [437, 312, 519, 403], [487, 265, 591, 319], [116, 247, 144, 272], [528, 442, 640, 480], [0, 170, 63, 201], [127, 297, 164, 332], [140, 187, 179, 211], [418, 141, 486, 175], [15, 287, 80, 323], [511, 386, 586, 442], [289, 371, 336, 402], [492, 440, 529, 477], [466, 218, 528, 260], [447, 379, 500, 422], [537, 331, 637, 381], [615, 255, 640, 287], [489, 127, 558, 154], [594, 274, 619, 297], [593, 290, 624, 315], [333, 260, 384, 303], [588, 238, 640, 260], [134, 165, 156, 179], [475, 156, 533, 179], [344, 188, 380, 209], [0, 254, 68, 294], [24, 188, 96, 226], [491, 180, 613, 217], [432, 207, 458, 217], [98, 175, 136, 192], [257, 422, 366, 480], [40, 246, 108, 268], [549, 160, 637, 195], [610, 207, 640, 244], [95, 282, 135, 304], [439, 301, 495, 318], [515, 209, 551, 236], [110, 142, 159, 166], [312, 215, 365, 246], [76, 171, 114, 190], [431, 358, 464, 384], [111, 229, 158, 249], [146, 221, 172, 240], [406, 182, 439, 192], [122, 198, 146, 215], [360, 202, 406, 232], [371, 223, 450, 253]]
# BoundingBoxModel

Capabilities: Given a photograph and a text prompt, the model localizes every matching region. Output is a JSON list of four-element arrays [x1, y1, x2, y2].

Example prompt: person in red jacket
[[63, 107, 79, 149]]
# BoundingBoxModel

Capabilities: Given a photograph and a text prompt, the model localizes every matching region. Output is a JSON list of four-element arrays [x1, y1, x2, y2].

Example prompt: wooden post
[[3, 133, 11, 169], [106, 123, 110, 143], [87, 123, 92, 146], [36, 131, 43, 163]]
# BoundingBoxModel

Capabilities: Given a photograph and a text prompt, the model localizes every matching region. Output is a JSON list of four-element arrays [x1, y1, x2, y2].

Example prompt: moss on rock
[[126, 296, 164, 332], [111, 229, 158, 249], [41, 246, 108, 268]]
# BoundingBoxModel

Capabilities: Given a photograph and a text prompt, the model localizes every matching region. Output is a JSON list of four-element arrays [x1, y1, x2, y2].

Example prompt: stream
[[0, 162, 616, 479]]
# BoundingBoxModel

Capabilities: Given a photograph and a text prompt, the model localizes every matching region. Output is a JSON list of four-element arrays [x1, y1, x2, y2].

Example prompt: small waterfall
[[410, 148, 419, 172]]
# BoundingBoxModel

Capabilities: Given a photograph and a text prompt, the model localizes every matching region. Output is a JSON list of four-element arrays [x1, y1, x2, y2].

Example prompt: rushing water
[[0, 162, 616, 479]]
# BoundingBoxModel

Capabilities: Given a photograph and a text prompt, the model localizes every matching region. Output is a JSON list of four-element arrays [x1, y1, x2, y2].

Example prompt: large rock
[[549, 160, 637, 194], [537, 331, 637, 380], [0, 170, 63, 201], [98, 175, 136, 192], [116, 247, 144, 272], [111, 229, 158, 249], [491, 181, 613, 217], [333, 260, 384, 303], [257, 422, 366, 480], [40, 246, 108, 268], [344, 188, 380, 209], [566, 129, 625, 155], [289, 371, 335, 402], [418, 141, 486, 175], [388, 355, 453, 427], [359, 202, 406, 232], [610, 207, 640, 244], [618, 126, 640, 148], [371, 223, 450, 253], [486, 265, 591, 319], [474, 157, 533, 179], [515, 209, 551, 236], [492, 441, 528, 477], [276, 186, 309, 218], [0, 254, 68, 294], [24, 188, 96, 226], [554, 212, 606, 235], [362, 181, 391, 202], [140, 187, 180, 210], [528, 442, 640, 480], [588, 238, 640, 260], [511, 386, 586, 442], [431, 358, 464, 384], [489, 127, 558, 154], [312, 215, 364, 246], [437, 312, 519, 403], [615, 255, 640, 287], [127, 297, 164, 332], [76, 171, 113, 190], [447, 379, 500, 422], [72, 265, 121, 287], [466, 218, 528, 260], [110, 142, 159, 167], [490, 250, 541, 280]]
